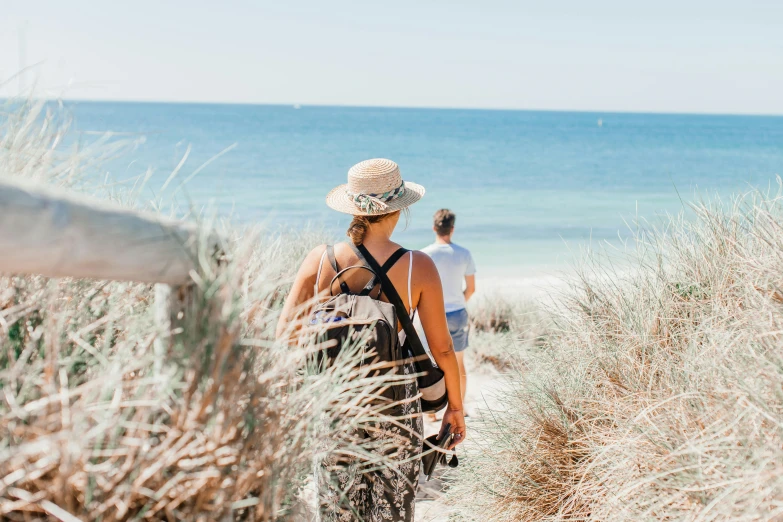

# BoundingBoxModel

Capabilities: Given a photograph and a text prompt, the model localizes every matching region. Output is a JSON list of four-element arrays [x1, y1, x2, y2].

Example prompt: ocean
[[66, 102, 783, 279]]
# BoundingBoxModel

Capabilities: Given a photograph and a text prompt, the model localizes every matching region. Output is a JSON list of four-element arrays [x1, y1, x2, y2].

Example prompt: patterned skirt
[[319, 361, 423, 522]]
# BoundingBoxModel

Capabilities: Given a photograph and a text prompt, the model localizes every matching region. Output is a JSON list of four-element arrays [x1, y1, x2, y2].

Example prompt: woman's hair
[[433, 209, 456, 236], [346, 210, 405, 245]]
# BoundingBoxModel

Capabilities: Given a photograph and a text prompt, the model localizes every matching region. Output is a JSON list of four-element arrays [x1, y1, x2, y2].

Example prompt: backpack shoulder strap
[[360, 247, 406, 299], [381, 248, 409, 274], [326, 245, 339, 272], [353, 244, 427, 359], [326, 245, 350, 295]]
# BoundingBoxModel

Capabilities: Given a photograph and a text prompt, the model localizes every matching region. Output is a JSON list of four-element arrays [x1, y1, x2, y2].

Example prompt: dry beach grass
[[467, 294, 549, 371], [446, 191, 783, 520], [5, 99, 783, 521], [0, 101, 406, 521]]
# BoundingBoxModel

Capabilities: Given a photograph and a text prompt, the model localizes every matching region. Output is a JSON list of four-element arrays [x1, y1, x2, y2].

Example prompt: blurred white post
[[0, 176, 219, 373], [0, 176, 203, 285], [153, 284, 172, 375]]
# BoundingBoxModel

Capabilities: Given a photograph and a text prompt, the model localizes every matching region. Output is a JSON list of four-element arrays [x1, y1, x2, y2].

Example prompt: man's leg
[[427, 309, 471, 423]]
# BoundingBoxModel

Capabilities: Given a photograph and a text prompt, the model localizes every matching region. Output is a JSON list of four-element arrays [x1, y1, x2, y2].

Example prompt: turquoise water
[[66, 102, 783, 276]]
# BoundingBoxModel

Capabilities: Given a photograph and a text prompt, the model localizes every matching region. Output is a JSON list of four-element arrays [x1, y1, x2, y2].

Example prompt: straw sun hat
[[326, 158, 425, 216]]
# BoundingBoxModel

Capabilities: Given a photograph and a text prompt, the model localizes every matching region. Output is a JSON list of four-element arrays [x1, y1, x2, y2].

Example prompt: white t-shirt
[[421, 242, 476, 313]]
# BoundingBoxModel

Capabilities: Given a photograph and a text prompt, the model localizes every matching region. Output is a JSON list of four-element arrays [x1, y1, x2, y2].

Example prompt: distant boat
[[293, 104, 301, 109], [597, 119, 603, 127]]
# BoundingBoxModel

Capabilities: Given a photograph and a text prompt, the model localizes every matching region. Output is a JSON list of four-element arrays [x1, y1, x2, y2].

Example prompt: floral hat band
[[325, 158, 426, 216], [347, 181, 406, 214]]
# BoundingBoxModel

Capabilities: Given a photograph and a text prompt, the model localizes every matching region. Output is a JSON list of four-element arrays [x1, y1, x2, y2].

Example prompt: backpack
[[308, 243, 448, 413]]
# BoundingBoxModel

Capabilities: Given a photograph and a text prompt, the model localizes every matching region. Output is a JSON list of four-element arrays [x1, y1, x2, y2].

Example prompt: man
[[422, 209, 476, 410]]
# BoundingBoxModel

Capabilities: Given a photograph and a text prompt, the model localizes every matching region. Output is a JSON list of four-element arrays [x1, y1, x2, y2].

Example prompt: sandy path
[[294, 353, 506, 521], [414, 354, 505, 522]]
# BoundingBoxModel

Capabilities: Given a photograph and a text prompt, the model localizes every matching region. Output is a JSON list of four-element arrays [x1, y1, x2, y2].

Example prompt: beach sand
[[478, 272, 568, 300], [412, 273, 564, 521], [414, 344, 508, 522]]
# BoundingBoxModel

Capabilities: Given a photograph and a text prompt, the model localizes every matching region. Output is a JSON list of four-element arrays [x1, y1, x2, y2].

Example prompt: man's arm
[[464, 274, 476, 302], [464, 250, 477, 302]]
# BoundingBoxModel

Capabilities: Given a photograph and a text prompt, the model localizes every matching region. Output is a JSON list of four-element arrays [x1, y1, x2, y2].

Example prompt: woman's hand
[[441, 407, 466, 450]]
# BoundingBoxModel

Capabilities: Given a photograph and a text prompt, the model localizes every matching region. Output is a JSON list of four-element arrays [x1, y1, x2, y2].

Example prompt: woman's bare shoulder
[[298, 244, 328, 276], [410, 250, 440, 286]]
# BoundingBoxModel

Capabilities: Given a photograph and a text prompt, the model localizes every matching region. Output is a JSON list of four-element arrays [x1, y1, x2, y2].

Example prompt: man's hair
[[433, 209, 456, 236]]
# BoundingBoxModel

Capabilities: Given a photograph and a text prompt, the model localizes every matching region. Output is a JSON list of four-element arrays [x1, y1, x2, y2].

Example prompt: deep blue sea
[[66, 102, 783, 278]]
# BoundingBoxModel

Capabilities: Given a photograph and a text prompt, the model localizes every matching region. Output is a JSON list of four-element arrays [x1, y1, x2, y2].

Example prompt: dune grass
[[447, 190, 783, 521], [0, 100, 405, 520], [8, 98, 783, 521], [467, 294, 549, 371]]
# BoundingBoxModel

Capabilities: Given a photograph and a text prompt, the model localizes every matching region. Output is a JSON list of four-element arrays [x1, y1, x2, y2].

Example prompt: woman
[[276, 158, 466, 521]]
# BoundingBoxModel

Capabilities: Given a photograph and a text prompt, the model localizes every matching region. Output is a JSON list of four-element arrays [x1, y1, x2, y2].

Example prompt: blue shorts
[[446, 308, 470, 352]]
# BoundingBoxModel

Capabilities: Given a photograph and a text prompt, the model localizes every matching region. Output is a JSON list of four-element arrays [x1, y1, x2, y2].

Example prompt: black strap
[[329, 266, 380, 297], [362, 247, 407, 298], [358, 275, 381, 297], [381, 248, 409, 275], [353, 244, 427, 360], [326, 245, 350, 295]]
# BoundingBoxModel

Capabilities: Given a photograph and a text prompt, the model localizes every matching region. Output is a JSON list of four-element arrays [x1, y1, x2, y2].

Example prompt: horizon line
[[4, 95, 783, 119]]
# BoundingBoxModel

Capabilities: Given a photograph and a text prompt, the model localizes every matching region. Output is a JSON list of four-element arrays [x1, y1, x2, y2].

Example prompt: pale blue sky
[[1, 1, 782, 114]]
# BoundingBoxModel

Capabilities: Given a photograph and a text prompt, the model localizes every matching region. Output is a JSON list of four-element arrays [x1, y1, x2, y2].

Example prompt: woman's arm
[[413, 252, 466, 448], [275, 245, 324, 340]]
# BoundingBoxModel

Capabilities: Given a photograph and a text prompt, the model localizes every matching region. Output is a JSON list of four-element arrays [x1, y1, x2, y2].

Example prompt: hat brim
[[326, 181, 426, 216]]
